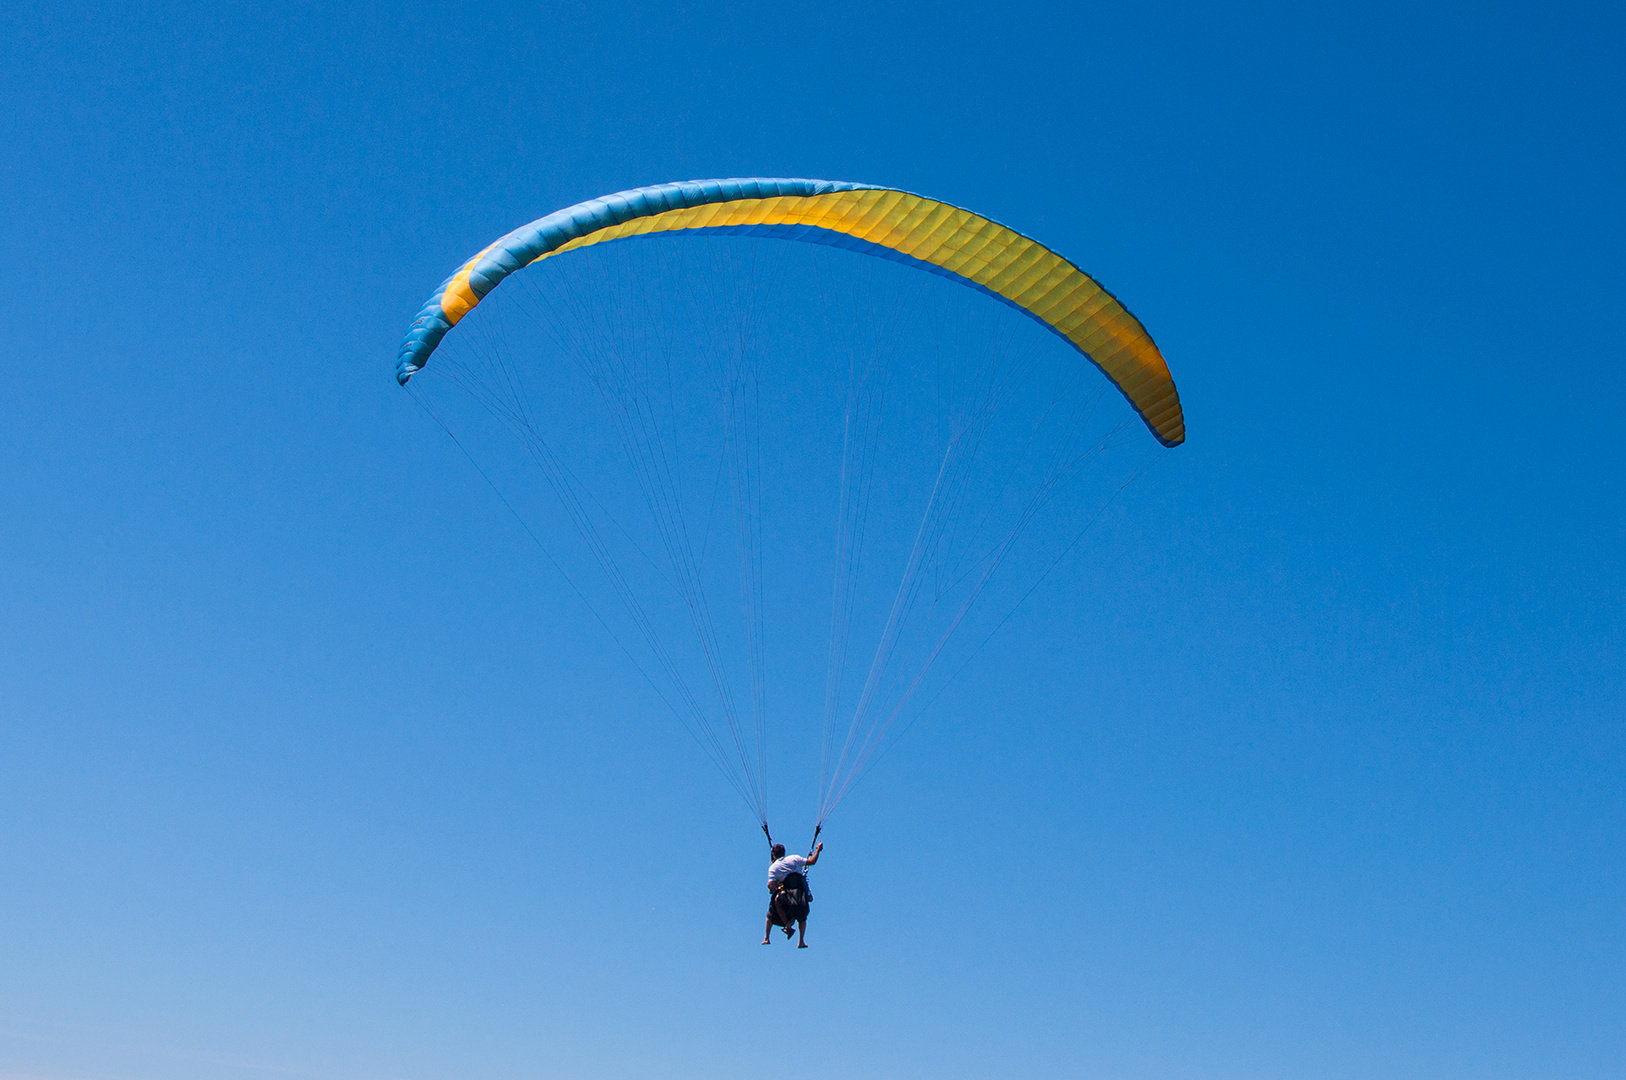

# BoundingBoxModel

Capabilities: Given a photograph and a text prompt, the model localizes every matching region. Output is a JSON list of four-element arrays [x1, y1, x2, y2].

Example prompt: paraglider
[[764, 840, 823, 947], [396, 178, 1184, 936]]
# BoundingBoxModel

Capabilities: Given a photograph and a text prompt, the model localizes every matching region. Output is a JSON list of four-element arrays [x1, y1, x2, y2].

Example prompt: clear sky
[[2, 2, 1622, 1078]]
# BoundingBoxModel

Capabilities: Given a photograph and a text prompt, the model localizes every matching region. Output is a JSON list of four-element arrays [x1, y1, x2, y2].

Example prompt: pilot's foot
[[761, 937, 771, 945], [798, 942, 809, 948]]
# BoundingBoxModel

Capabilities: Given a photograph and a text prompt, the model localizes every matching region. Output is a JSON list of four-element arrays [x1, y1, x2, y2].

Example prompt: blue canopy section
[[396, 178, 872, 384]]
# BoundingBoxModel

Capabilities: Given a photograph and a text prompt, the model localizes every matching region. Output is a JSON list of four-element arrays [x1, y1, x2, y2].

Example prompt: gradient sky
[[2, 2, 1622, 1078]]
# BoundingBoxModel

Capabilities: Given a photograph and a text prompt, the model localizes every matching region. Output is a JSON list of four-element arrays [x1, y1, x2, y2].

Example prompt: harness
[[764, 825, 818, 925]]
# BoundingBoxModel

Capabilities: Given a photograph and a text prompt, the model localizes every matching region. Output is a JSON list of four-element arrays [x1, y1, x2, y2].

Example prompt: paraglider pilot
[[763, 840, 822, 947]]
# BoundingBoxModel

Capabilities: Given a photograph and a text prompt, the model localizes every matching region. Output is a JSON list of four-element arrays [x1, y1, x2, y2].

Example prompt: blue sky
[[2, 2, 1622, 1078]]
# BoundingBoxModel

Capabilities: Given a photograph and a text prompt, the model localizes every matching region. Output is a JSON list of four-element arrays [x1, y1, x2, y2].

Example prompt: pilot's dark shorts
[[767, 890, 806, 922], [767, 875, 810, 923]]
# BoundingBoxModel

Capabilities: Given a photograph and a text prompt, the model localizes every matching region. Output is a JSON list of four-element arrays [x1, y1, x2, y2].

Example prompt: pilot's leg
[[774, 893, 796, 936]]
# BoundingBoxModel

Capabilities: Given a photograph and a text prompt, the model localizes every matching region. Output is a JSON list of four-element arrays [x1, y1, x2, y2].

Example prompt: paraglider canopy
[[398, 178, 1184, 446]]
